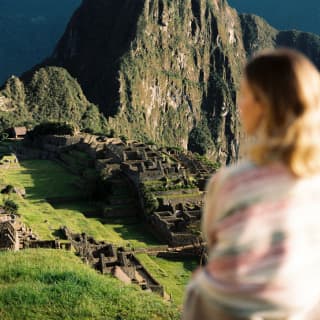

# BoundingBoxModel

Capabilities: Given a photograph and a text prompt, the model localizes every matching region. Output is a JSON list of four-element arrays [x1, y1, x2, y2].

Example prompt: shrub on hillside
[[120, 135, 128, 143], [140, 184, 159, 215], [3, 199, 19, 214], [27, 122, 75, 138], [188, 122, 214, 156]]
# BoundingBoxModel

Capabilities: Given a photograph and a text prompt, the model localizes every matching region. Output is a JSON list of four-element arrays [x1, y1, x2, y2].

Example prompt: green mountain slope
[[1, 0, 320, 163], [276, 30, 320, 67], [239, 14, 277, 56], [50, 0, 245, 163], [47, 0, 320, 161], [0, 67, 105, 133]]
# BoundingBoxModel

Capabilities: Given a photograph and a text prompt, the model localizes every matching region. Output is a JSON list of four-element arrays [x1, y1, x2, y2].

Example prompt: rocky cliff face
[[239, 14, 277, 56], [2, 0, 320, 164], [50, 0, 245, 163]]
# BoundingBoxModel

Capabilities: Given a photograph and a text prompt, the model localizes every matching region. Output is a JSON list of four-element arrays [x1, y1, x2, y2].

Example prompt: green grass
[[60, 150, 92, 172], [136, 254, 197, 306], [0, 156, 198, 307], [0, 159, 159, 247], [1, 160, 85, 199], [0, 249, 179, 320]]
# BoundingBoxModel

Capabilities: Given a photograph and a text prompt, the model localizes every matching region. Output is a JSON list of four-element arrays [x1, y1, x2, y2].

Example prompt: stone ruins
[[3, 132, 215, 294], [14, 133, 216, 246], [0, 212, 73, 251], [0, 213, 37, 251], [62, 227, 166, 298]]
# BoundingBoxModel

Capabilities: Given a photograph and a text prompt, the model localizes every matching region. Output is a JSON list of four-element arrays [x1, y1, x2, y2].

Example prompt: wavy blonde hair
[[245, 48, 320, 177]]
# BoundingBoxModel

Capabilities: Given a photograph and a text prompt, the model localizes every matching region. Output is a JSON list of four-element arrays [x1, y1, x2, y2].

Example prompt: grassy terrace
[[0, 249, 179, 320]]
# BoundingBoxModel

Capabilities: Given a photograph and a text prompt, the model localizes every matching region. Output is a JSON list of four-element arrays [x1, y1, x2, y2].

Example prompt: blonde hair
[[245, 48, 320, 177]]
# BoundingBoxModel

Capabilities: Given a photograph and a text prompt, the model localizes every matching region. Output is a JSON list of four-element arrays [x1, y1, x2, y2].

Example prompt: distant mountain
[[239, 13, 320, 65], [0, 0, 81, 84], [228, 0, 320, 35], [1, 0, 320, 164]]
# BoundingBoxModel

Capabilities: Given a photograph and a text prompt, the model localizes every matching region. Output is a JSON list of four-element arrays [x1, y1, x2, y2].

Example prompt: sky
[[0, 0, 81, 84]]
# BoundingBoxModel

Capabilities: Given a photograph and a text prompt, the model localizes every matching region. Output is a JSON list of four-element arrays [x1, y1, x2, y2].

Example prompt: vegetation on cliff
[[0, 67, 106, 133], [239, 14, 277, 56], [188, 118, 214, 156], [46, 0, 320, 162], [49, 0, 244, 163], [276, 30, 320, 67]]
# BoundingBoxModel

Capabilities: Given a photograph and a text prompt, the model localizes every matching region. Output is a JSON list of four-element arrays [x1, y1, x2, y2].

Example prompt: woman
[[183, 49, 320, 320]]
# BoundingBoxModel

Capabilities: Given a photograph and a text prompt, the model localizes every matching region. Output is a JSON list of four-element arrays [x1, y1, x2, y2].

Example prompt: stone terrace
[[0, 213, 71, 251], [150, 203, 202, 246], [15, 134, 215, 249], [117, 142, 187, 186]]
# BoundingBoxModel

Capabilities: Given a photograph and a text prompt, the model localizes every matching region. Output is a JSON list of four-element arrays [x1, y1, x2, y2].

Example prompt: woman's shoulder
[[206, 160, 255, 190], [221, 159, 256, 179], [205, 159, 292, 200]]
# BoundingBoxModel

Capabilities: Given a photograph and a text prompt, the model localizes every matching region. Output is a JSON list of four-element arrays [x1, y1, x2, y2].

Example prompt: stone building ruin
[[62, 227, 166, 297], [0, 213, 37, 251]]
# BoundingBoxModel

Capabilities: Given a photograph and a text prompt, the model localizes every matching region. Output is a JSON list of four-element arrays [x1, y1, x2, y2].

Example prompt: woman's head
[[239, 48, 320, 177]]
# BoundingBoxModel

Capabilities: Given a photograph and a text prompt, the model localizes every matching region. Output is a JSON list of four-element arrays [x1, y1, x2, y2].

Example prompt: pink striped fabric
[[187, 160, 320, 318]]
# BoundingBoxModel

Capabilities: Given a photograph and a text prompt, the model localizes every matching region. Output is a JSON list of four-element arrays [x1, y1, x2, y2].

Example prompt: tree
[[188, 122, 214, 156], [3, 199, 19, 214], [140, 184, 159, 215]]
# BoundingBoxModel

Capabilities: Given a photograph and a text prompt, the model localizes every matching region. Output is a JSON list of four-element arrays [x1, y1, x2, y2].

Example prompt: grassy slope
[[0, 155, 196, 305], [0, 249, 179, 320], [0, 160, 158, 247]]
